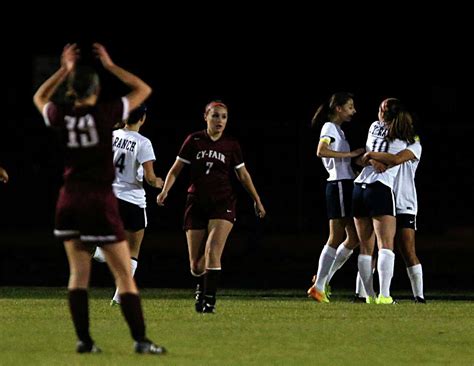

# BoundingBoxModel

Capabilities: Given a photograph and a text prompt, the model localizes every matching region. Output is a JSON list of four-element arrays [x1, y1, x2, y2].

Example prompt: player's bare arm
[[143, 161, 164, 188], [33, 43, 79, 112], [317, 140, 365, 159], [234, 166, 266, 218], [362, 149, 416, 166], [92, 43, 151, 112], [156, 160, 185, 206]]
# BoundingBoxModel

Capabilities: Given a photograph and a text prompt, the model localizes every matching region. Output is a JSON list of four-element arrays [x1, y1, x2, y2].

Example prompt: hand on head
[[92, 43, 114, 68], [61, 43, 79, 72]]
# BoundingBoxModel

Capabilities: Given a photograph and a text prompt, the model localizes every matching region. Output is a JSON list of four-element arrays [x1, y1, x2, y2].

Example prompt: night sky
[[1, 9, 461, 235]]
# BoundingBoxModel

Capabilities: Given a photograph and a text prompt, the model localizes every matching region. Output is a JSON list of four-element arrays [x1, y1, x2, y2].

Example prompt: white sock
[[357, 255, 376, 297], [93, 247, 106, 263], [112, 258, 138, 303], [314, 245, 336, 292], [355, 272, 368, 298], [327, 244, 353, 283], [378, 249, 395, 298], [407, 264, 424, 298]]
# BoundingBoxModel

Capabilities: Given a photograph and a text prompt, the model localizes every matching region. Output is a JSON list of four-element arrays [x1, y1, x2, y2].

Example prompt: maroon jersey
[[177, 130, 244, 201], [42, 98, 129, 243], [42, 98, 129, 185]]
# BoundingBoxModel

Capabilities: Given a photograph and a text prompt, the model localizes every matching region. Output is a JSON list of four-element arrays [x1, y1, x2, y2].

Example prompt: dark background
[[1, 10, 469, 292]]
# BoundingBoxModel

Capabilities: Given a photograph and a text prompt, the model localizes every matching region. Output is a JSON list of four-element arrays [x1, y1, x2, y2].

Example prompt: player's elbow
[[142, 84, 152, 99]]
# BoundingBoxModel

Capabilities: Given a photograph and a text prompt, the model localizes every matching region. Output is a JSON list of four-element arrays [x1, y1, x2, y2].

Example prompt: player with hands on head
[[33, 43, 165, 355]]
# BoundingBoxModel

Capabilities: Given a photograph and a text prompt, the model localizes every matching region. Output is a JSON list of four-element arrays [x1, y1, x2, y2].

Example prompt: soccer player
[[156, 100, 266, 313], [93, 104, 164, 306], [362, 136, 425, 303], [33, 43, 166, 354], [353, 98, 417, 304], [306, 92, 365, 303]]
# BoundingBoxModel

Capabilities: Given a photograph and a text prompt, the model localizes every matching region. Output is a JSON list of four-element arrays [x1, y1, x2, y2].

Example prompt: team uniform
[[353, 120, 409, 217], [112, 129, 156, 231], [394, 137, 425, 301], [319, 122, 356, 219], [394, 138, 422, 229], [42, 97, 129, 243], [177, 130, 244, 229]]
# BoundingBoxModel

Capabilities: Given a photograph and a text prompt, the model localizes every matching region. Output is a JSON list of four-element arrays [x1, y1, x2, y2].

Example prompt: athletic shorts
[[326, 179, 354, 219], [118, 198, 147, 232], [54, 184, 125, 244], [352, 181, 396, 218], [396, 213, 417, 230], [183, 194, 236, 230]]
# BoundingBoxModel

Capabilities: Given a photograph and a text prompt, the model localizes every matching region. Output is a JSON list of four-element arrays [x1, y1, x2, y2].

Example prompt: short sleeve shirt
[[177, 130, 244, 201]]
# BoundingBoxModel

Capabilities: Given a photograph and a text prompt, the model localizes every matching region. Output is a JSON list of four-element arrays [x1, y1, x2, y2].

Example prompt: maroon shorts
[[183, 194, 236, 230], [54, 183, 125, 244]]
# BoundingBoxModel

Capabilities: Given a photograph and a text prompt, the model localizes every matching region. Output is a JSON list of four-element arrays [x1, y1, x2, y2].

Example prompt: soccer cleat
[[110, 299, 120, 307], [307, 285, 329, 303], [351, 294, 367, 303], [76, 341, 102, 353], [194, 284, 203, 313], [134, 339, 167, 355], [365, 296, 377, 304], [376, 295, 397, 304], [202, 303, 216, 314], [311, 275, 332, 298], [414, 296, 426, 304], [325, 284, 332, 298]]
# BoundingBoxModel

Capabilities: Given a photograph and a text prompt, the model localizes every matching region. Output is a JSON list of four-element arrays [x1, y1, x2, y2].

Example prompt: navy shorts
[[325, 179, 354, 219], [54, 184, 125, 244], [396, 213, 417, 230], [118, 198, 147, 232], [352, 181, 396, 218], [184, 194, 236, 230]]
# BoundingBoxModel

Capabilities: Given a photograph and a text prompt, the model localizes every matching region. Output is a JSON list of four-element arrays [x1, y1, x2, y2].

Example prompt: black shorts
[[397, 213, 417, 230], [352, 181, 396, 218], [118, 198, 147, 232], [325, 179, 354, 219], [183, 194, 236, 230]]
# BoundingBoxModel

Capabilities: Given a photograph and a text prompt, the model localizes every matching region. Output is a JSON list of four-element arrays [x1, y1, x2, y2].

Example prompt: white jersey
[[112, 129, 156, 208], [355, 121, 408, 189], [319, 122, 356, 181], [394, 139, 422, 215]]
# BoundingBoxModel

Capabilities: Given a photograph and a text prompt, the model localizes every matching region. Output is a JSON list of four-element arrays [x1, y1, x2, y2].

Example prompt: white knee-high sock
[[315, 245, 337, 292], [357, 255, 376, 297], [112, 258, 138, 303], [355, 272, 368, 298], [407, 264, 424, 299], [378, 249, 395, 298], [327, 244, 353, 283]]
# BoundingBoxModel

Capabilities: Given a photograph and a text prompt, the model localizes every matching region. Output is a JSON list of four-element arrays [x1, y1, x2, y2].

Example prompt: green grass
[[1, 287, 473, 365]]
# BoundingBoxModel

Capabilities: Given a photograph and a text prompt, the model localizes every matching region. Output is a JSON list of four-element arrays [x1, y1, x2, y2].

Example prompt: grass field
[[1, 287, 473, 365]]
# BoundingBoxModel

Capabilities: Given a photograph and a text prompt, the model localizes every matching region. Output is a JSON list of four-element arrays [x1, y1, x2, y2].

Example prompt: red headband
[[205, 101, 227, 114]]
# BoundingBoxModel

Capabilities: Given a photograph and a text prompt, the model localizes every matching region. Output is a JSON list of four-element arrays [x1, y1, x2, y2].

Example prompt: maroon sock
[[68, 289, 93, 344], [120, 293, 146, 342], [203, 269, 221, 306]]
